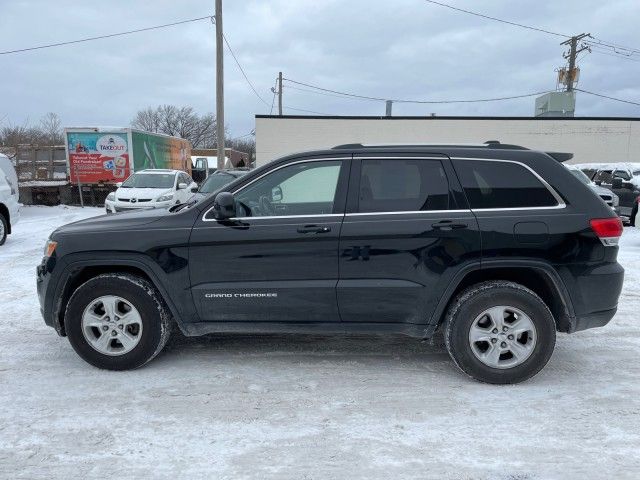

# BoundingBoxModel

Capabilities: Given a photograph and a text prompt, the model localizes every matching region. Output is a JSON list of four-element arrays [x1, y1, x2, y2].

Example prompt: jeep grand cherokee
[[37, 142, 624, 384]]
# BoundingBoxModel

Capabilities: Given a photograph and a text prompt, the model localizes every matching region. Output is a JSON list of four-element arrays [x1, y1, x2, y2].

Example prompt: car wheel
[[65, 273, 172, 370], [0, 212, 7, 246], [444, 281, 556, 384]]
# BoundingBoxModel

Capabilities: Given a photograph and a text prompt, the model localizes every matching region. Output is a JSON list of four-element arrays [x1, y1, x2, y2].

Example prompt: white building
[[255, 115, 640, 166]]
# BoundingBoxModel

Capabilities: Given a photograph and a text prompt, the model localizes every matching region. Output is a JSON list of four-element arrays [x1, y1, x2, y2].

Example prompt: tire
[[65, 273, 172, 370], [444, 281, 556, 384], [0, 212, 7, 246]]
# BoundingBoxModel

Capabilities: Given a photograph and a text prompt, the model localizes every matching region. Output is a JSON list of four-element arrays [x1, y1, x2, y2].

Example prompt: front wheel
[[444, 281, 556, 384], [65, 273, 172, 370]]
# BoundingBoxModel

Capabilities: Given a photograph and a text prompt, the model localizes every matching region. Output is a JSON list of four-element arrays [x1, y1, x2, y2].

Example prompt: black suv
[[37, 142, 624, 384]]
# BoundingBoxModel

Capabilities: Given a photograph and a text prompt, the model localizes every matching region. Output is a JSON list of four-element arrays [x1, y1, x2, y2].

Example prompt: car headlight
[[612, 193, 619, 207], [157, 194, 174, 202], [106, 192, 115, 201], [44, 239, 58, 257]]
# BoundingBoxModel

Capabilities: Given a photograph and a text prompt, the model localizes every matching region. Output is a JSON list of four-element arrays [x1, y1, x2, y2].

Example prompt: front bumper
[[104, 200, 173, 214]]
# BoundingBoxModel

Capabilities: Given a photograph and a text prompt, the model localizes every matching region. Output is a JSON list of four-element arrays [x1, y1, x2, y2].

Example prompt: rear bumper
[[563, 261, 624, 333], [572, 307, 617, 332]]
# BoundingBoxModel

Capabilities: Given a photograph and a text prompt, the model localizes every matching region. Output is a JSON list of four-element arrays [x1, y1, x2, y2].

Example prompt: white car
[[105, 169, 198, 214], [0, 153, 21, 245]]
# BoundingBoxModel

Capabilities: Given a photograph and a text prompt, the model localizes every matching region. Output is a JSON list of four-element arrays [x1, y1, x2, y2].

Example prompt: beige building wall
[[255, 116, 640, 166]]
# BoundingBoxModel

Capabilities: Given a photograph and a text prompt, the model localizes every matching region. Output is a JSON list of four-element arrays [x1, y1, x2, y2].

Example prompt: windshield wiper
[[170, 197, 199, 213]]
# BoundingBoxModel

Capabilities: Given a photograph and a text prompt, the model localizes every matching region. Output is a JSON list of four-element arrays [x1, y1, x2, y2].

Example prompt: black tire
[[0, 212, 7, 246], [444, 281, 556, 385], [65, 273, 172, 370]]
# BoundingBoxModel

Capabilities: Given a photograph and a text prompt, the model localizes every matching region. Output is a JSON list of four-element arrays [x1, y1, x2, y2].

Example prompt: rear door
[[189, 156, 350, 323], [337, 155, 481, 325]]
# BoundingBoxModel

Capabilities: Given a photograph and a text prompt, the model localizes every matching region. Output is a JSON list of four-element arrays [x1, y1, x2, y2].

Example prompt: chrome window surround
[[201, 156, 566, 222], [450, 157, 566, 211], [202, 157, 348, 222]]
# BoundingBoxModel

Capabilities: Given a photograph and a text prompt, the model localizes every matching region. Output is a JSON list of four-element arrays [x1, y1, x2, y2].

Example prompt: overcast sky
[[1, 0, 639, 138]]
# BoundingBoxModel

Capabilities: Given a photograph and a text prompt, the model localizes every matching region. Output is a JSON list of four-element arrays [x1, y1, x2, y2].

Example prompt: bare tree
[[0, 121, 47, 159], [131, 105, 223, 148], [40, 112, 63, 145]]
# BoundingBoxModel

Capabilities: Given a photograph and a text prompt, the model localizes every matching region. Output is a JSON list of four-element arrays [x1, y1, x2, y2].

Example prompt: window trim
[[451, 157, 566, 211], [201, 157, 349, 222]]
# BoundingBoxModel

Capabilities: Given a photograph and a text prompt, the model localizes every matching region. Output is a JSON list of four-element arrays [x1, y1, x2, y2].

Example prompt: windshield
[[199, 172, 236, 193], [569, 169, 592, 186], [121, 173, 175, 189]]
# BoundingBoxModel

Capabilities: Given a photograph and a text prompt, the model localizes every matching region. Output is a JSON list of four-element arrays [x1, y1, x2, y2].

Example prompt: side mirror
[[190, 186, 199, 193], [271, 186, 283, 202], [115, 182, 123, 188], [212, 192, 236, 219], [178, 182, 188, 190], [612, 178, 623, 189]]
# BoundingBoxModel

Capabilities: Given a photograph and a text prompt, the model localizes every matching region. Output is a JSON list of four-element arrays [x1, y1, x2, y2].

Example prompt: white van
[[0, 153, 20, 245]]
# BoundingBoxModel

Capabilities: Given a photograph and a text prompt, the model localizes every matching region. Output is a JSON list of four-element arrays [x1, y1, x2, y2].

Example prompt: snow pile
[[1, 206, 639, 478]]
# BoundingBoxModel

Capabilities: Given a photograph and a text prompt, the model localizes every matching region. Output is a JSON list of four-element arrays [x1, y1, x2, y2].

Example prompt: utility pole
[[385, 100, 393, 117], [278, 71, 283, 116], [560, 33, 590, 92], [215, 0, 225, 170]]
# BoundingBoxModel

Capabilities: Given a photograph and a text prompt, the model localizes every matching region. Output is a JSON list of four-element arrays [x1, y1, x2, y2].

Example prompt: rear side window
[[358, 159, 450, 212], [453, 159, 558, 209]]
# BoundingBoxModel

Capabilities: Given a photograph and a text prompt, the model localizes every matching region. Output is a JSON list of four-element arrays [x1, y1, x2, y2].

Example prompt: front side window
[[453, 159, 558, 209], [234, 160, 342, 217], [358, 159, 450, 213]]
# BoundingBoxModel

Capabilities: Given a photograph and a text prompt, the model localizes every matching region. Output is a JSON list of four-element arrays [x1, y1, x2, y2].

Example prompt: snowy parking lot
[[1, 206, 639, 479]]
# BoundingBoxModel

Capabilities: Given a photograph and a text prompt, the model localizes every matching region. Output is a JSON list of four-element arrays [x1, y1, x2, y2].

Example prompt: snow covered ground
[[1, 206, 639, 479]]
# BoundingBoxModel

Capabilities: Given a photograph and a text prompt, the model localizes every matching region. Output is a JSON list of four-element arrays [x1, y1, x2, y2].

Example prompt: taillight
[[590, 218, 623, 246], [636, 195, 640, 204]]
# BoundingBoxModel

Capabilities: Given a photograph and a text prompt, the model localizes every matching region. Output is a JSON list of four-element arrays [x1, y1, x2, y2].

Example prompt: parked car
[[104, 169, 198, 214], [38, 142, 624, 384], [0, 153, 20, 245], [565, 165, 620, 213], [592, 165, 640, 224], [190, 169, 250, 202]]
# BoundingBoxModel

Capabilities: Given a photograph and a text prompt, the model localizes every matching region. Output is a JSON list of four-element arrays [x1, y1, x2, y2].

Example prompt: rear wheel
[[444, 281, 556, 384], [0, 212, 7, 245], [65, 274, 171, 370]]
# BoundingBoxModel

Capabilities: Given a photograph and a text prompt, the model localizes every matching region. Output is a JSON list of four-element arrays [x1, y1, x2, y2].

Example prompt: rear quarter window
[[453, 159, 559, 209]]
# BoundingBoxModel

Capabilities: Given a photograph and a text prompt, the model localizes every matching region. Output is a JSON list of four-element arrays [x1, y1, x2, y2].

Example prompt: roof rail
[[331, 141, 528, 150]]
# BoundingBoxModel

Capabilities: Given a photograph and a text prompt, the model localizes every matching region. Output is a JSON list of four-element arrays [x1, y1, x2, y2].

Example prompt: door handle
[[431, 220, 468, 231], [297, 225, 331, 234]]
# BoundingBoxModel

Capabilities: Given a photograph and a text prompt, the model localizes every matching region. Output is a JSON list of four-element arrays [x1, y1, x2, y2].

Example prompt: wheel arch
[[430, 261, 575, 333], [54, 259, 184, 336]]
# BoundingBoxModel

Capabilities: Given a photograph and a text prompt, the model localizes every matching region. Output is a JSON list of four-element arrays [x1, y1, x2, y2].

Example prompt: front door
[[189, 157, 350, 323], [337, 155, 481, 324]]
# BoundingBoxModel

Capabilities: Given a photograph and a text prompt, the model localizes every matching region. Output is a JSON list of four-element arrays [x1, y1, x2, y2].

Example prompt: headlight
[[157, 194, 174, 202], [612, 195, 619, 207], [106, 192, 115, 201], [44, 239, 57, 257]]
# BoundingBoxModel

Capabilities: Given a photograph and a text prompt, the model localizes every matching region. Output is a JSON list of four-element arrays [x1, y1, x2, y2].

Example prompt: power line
[[284, 78, 551, 104], [424, 0, 640, 54], [587, 36, 640, 55], [0, 16, 213, 55], [269, 78, 278, 115], [220, 30, 271, 107], [589, 49, 640, 63], [422, 0, 568, 38], [285, 84, 379, 102], [575, 89, 640, 107], [284, 106, 332, 115]]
